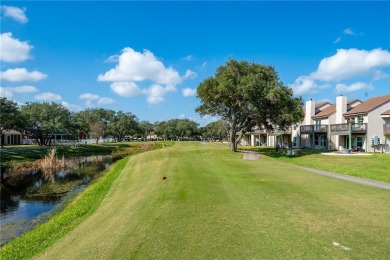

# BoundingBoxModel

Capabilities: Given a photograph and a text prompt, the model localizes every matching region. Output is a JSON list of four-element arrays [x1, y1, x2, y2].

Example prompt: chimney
[[336, 95, 347, 124], [305, 99, 315, 125]]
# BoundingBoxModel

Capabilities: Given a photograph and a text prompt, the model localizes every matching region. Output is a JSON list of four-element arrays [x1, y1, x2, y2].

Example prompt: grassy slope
[[0, 156, 130, 259], [28, 142, 390, 259], [242, 146, 390, 183]]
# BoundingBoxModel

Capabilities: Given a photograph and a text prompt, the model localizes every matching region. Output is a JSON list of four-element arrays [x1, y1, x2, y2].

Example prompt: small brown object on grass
[[162, 176, 167, 180]]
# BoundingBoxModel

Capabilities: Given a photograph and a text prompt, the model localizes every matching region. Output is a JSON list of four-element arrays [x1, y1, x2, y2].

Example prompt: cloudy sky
[[1, 2, 389, 125]]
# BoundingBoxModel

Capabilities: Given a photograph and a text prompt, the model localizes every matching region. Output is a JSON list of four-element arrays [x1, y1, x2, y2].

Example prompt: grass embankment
[[0, 156, 130, 259], [0, 142, 173, 167], [3, 142, 388, 259], [242, 146, 390, 183]]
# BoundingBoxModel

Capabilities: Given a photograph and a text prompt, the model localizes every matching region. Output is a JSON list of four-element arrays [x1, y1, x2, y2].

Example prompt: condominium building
[[240, 94, 390, 153]]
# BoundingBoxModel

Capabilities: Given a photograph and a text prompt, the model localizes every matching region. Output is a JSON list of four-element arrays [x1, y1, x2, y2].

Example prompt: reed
[[40, 148, 57, 183]]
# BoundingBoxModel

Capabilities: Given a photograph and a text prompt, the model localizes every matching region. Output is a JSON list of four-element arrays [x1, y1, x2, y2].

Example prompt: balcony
[[270, 127, 291, 135], [384, 124, 390, 135], [300, 125, 328, 133], [330, 123, 367, 134]]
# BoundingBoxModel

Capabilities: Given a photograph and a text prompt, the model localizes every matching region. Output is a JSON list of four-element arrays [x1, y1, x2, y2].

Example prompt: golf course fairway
[[27, 142, 390, 259]]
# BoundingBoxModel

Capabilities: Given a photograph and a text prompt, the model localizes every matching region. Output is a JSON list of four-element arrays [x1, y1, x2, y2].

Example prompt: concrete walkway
[[291, 165, 390, 190]]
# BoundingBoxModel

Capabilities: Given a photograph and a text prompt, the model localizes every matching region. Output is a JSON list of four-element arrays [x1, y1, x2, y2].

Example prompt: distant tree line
[[0, 97, 227, 147]]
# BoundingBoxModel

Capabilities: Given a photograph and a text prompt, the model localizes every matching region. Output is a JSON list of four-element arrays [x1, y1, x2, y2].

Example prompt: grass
[[240, 146, 390, 183], [0, 156, 130, 259], [0, 141, 174, 167], [2, 142, 388, 259]]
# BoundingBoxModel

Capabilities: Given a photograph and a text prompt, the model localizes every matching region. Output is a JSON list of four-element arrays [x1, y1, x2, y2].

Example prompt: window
[[320, 135, 327, 147], [293, 136, 297, 146], [358, 116, 363, 125], [293, 124, 297, 130], [357, 137, 363, 147], [314, 135, 319, 145]]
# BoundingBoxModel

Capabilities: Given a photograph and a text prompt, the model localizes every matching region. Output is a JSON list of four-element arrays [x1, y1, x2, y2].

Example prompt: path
[[291, 165, 390, 190]]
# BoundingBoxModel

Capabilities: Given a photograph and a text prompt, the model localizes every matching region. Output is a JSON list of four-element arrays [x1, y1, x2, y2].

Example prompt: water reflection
[[0, 154, 124, 245]]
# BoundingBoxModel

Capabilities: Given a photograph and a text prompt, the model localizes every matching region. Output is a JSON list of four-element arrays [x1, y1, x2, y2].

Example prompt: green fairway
[[3, 142, 390, 259]]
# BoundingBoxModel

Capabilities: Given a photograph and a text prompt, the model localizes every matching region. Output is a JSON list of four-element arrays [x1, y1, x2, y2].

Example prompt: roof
[[344, 94, 390, 116], [348, 98, 361, 105], [312, 104, 335, 119], [382, 109, 390, 115], [312, 99, 359, 119], [315, 101, 331, 109]]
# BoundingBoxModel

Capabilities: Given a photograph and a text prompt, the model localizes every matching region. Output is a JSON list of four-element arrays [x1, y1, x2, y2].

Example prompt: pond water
[[0, 154, 123, 246]]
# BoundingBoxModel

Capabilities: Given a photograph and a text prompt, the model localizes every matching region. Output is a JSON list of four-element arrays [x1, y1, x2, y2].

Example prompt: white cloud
[[79, 93, 115, 107], [183, 70, 198, 80], [0, 68, 47, 82], [145, 84, 167, 104], [97, 97, 115, 105], [34, 92, 62, 101], [289, 76, 331, 95], [13, 85, 38, 93], [1, 6, 28, 23], [98, 47, 182, 86], [110, 82, 142, 97], [61, 101, 81, 112], [0, 85, 38, 99], [183, 55, 194, 61], [0, 32, 32, 62], [0, 87, 14, 99], [105, 54, 119, 63], [179, 114, 185, 119], [182, 88, 197, 97], [311, 48, 390, 82], [201, 62, 207, 69], [333, 37, 341, 44], [335, 82, 374, 93], [343, 28, 355, 35], [80, 93, 99, 100], [98, 47, 194, 104]]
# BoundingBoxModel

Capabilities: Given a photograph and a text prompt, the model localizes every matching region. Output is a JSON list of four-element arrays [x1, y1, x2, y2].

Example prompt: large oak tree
[[196, 59, 303, 152]]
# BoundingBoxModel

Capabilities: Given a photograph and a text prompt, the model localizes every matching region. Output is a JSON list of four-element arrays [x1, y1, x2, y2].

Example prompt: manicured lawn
[[2, 142, 389, 259], [241, 146, 390, 183]]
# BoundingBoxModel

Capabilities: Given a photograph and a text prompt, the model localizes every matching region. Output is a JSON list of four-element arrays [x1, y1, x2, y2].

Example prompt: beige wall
[[366, 101, 390, 152]]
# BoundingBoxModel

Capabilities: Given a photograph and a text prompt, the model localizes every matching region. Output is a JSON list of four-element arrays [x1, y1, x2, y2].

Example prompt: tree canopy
[[20, 102, 72, 146], [0, 97, 21, 147], [196, 59, 303, 151]]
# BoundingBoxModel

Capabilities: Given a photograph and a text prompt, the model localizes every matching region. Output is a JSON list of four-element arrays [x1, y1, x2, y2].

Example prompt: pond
[[0, 154, 124, 246]]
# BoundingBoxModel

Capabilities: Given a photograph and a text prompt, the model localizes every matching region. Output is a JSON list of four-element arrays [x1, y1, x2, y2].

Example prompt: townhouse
[[240, 94, 390, 153]]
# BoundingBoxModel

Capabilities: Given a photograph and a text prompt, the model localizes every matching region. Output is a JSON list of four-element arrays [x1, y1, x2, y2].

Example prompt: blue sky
[[1, 1, 390, 125]]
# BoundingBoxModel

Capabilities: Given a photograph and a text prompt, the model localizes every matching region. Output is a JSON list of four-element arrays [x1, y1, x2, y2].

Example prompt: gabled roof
[[312, 104, 335, 119], [315, 101, 331, 109], [348, 99, 361, 105], [312, 99, 359, 119], [382, 109, 390, 115], [344, 94, 390, 116]]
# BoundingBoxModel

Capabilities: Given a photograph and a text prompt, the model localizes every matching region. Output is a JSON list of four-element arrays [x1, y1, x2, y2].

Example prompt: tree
[[0, 97, 21, 148], [19, 102, 72, 146], [196, 59, 303, 152], [154, 119, 199, 141], [201, 120, 229, 141], [81, 108, 115, 144], [138, 121, 155, 140], [110, 111, 138, 142]]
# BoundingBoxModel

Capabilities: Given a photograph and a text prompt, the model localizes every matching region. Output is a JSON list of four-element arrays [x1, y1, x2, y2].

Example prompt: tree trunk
[[229, 129, 237, 152]]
